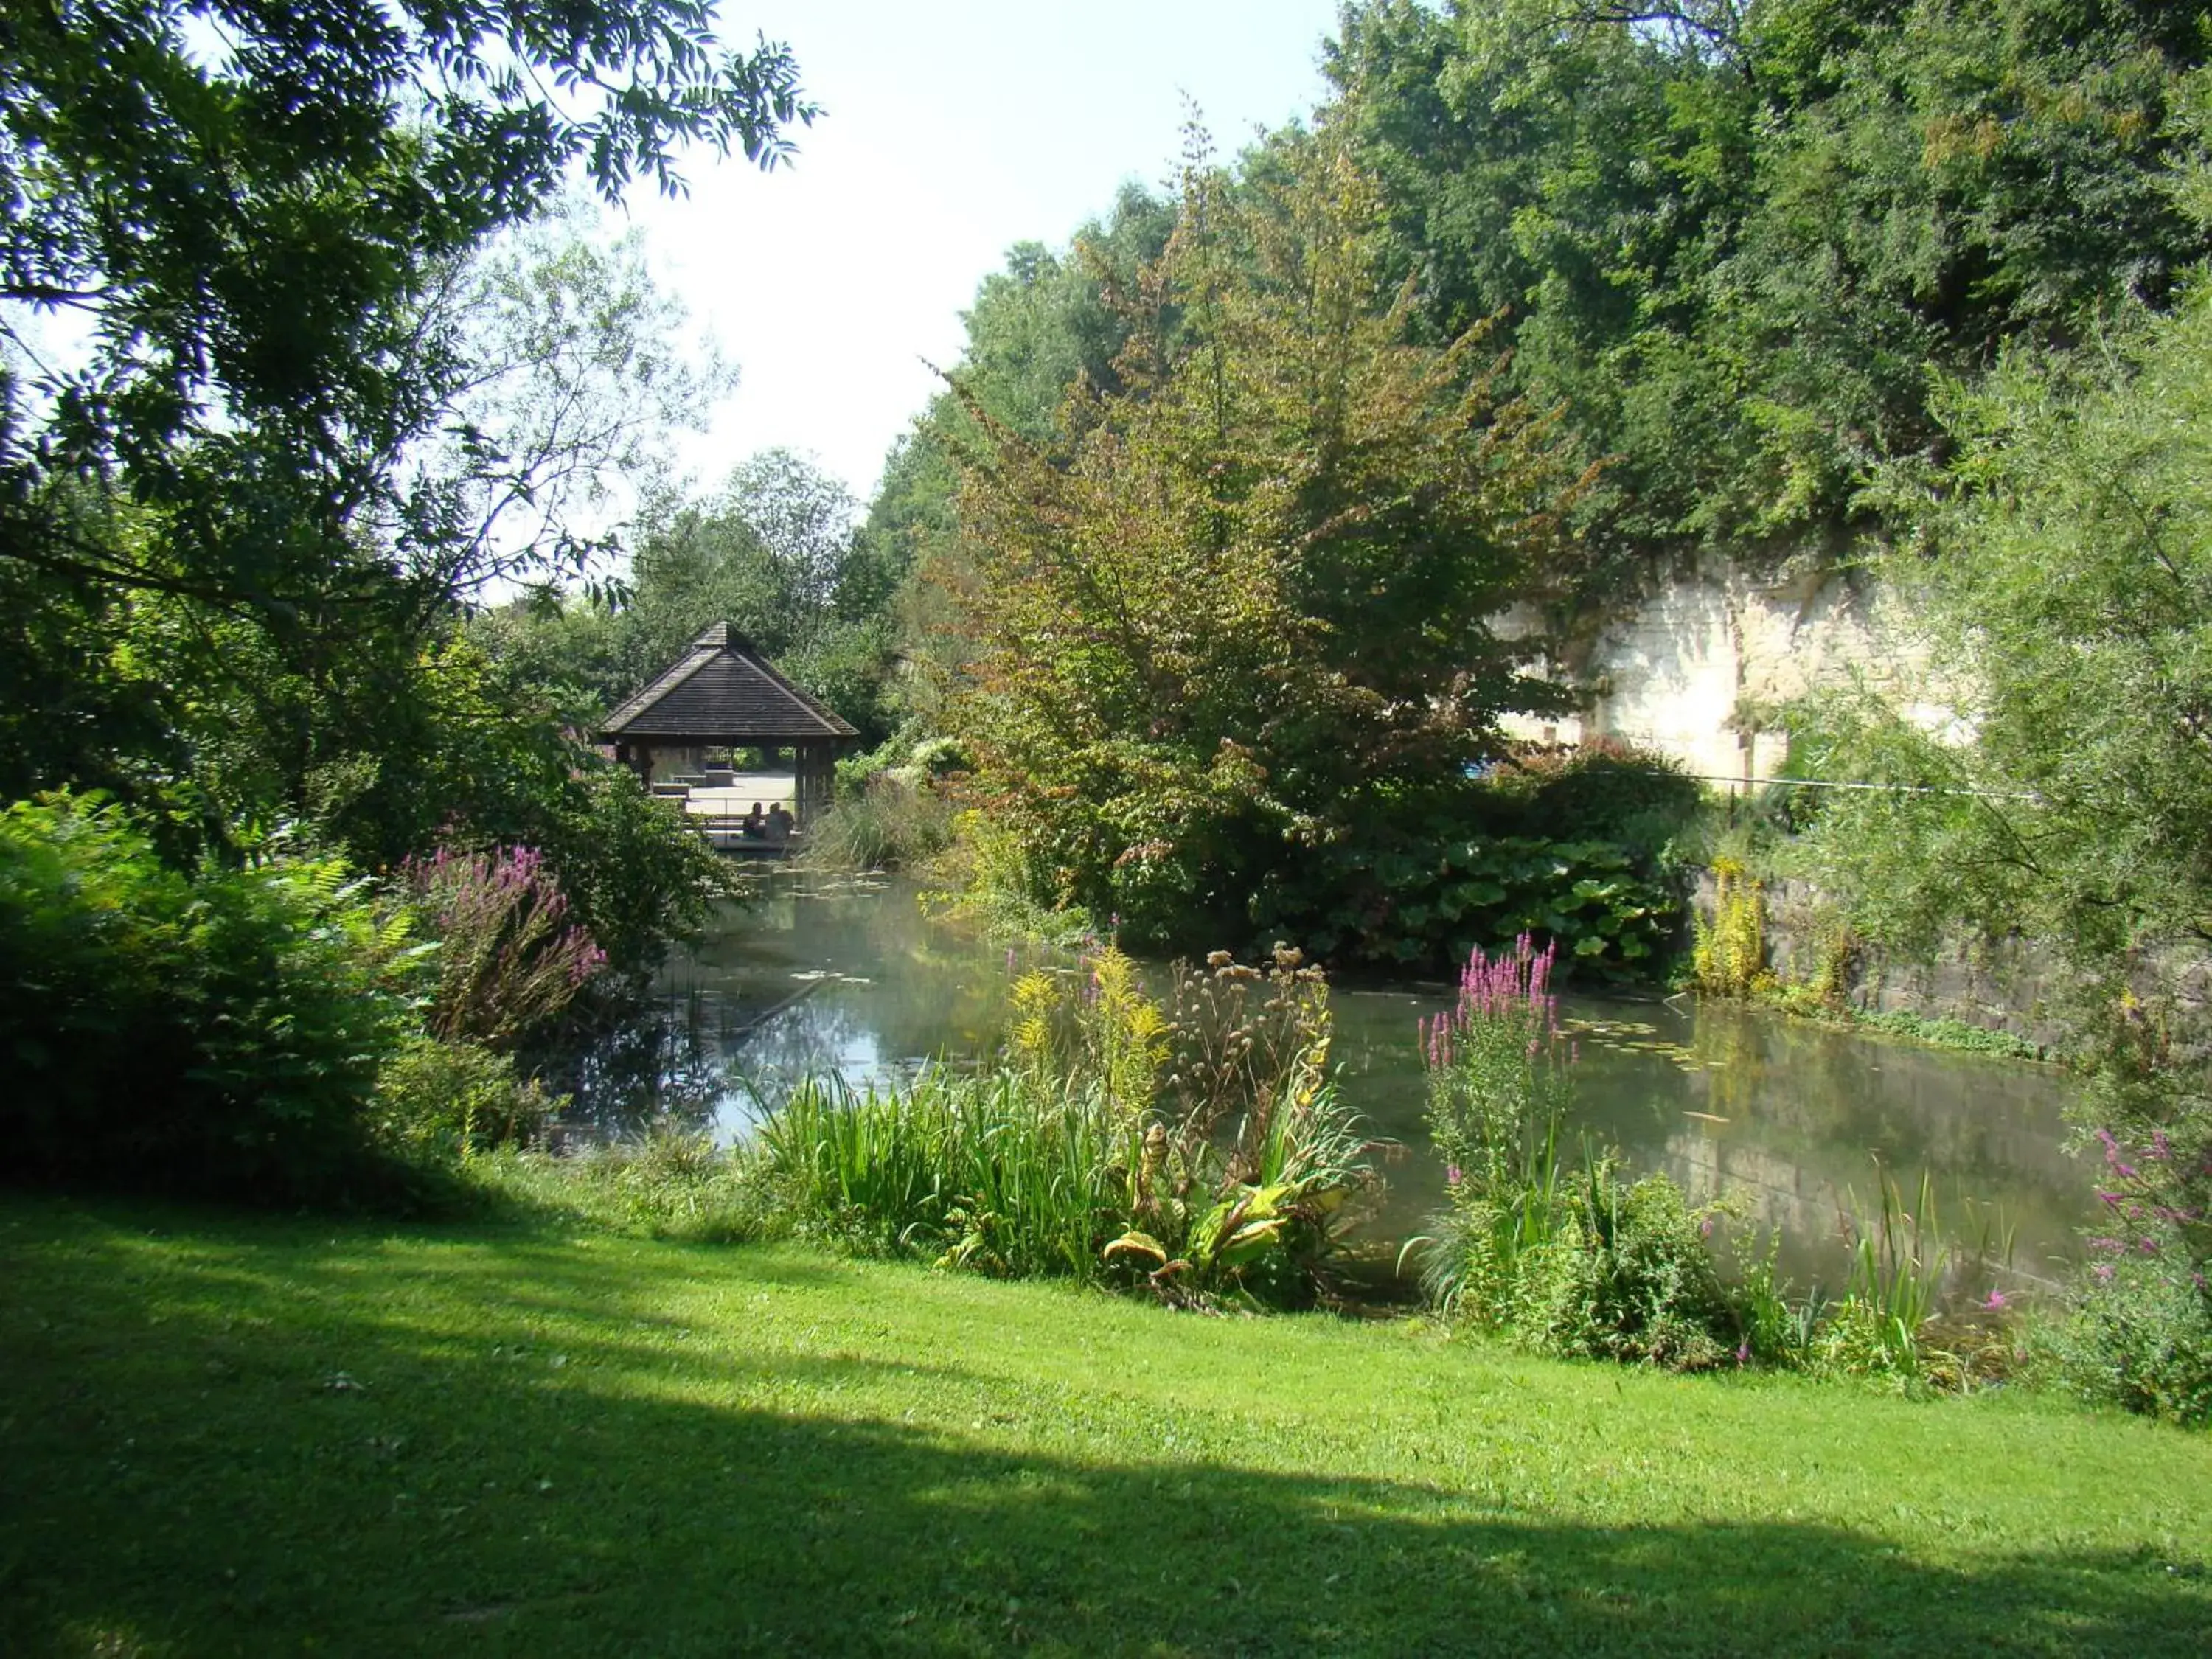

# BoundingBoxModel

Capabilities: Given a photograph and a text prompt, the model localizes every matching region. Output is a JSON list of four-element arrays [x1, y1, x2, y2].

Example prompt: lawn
[[2, 1191, 2207, 1656]]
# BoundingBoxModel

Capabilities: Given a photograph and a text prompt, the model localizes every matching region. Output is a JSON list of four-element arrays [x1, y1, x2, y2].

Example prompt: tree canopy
[[944, 130, 1598, 957]]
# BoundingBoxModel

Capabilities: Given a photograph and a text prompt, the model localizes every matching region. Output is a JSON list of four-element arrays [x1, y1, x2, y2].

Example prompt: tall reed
[[1827, 1164, 1952, 1376], [747, 943, 1374, 1305]]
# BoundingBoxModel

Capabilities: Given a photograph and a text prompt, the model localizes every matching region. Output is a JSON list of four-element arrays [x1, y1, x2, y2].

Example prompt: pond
[[557, 874, 2096, 1291]]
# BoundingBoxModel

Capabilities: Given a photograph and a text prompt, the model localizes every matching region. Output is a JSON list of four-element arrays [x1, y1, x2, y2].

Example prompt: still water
[[561, 875, 2095, 1289]]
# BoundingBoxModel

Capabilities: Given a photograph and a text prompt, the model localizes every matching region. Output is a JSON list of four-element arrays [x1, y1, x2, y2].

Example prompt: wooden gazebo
[[598, 623, 859, 822]]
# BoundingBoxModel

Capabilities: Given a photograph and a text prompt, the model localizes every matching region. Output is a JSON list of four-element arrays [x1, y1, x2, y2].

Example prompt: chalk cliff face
[[1499, 562, 1953, 784]]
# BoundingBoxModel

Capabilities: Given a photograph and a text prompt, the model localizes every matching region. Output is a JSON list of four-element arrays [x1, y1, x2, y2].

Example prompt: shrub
[[534, 765, 723, 975], [918, 808, 1096, 945], [1534, 1158, 1736, 1369], [372, 1033, 558, 1157], [2047, 1239, 2212, 1426], [0, 792, 417, 1200], [1265, 831, 1680, 977], [1487, 737, 1703, 852], [2041, 1121, 2212, 1424]]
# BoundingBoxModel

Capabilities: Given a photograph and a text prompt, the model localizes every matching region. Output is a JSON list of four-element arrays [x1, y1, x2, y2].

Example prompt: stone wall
[[1500, 559, 1953, 787], [1691, 871, 2072, 1049]]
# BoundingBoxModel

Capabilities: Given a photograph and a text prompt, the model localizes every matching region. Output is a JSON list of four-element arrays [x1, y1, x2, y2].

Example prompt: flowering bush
[[406, 845, 607, 1048], [1417, 936, 1737, 1367], [2047, 1123, 2212, 1424]]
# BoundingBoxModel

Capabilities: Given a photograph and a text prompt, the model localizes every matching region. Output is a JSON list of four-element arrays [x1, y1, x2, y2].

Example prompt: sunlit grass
[[4, 1190, 2208, 1656]]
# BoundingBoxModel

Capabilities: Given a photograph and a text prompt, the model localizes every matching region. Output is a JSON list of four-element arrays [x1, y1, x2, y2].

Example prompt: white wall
[[1498, 563, 1936, 786]]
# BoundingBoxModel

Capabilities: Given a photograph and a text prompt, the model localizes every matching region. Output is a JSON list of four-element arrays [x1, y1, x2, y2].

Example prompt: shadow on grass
[[2, 1197, 2205, 1657]]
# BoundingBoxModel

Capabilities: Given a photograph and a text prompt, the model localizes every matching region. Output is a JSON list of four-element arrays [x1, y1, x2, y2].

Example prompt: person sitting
[[765, 802, 795, 845], [740, 801, 766, 839]]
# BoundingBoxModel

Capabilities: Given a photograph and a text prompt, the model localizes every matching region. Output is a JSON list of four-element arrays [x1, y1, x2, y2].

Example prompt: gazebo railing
[[682, 812, 805, 858]]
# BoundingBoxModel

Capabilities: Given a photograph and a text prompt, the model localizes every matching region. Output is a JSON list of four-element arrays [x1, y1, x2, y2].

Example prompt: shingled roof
[[599, 623, 859, 742]]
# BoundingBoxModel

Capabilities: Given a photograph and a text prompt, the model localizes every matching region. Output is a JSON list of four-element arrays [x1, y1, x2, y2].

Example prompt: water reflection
[[560, 875, 2095, 1284]]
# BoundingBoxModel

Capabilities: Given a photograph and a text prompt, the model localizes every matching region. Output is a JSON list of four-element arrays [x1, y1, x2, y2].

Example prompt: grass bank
[[4, 1191, 2208, 1657]]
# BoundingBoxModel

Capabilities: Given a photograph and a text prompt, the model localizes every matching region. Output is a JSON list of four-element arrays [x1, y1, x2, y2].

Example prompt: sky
[[615, 0, 1349, 509]]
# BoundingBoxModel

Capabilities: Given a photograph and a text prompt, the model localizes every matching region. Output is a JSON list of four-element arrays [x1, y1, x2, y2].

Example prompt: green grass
[[4, 1191, 2208, 1657]]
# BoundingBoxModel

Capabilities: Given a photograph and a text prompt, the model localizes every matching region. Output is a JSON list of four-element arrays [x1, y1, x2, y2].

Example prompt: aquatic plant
[[749, 944, 1373, 1307], [800, 774, 956, 872], [1690, 859, 1770, 998], [1816, 1166, 1952, 1381], [1416, 936, 1747, 1367], [1734, 1228, 1822, 1368], [1415, 937, 1576, 1310]]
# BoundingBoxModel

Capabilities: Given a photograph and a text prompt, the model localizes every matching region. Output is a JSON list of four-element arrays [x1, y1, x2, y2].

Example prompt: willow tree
[[947, 130, 1591, 958]]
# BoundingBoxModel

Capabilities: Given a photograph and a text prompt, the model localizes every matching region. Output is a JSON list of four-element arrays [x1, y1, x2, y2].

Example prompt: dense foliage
[[1327, 0, 2211, 574], [0, 3, 810, 1201], [1792, 282, 2212, 1418], [0, 794, 418, 1198], [881, 0, 2212, 972], [0, 0, 807, 894], [943, 128, 1622, 967]]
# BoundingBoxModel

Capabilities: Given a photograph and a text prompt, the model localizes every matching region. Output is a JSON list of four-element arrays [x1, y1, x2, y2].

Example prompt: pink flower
[[1982, 1289, 2008, 1311], [1445, 1165, 1463, 1188]]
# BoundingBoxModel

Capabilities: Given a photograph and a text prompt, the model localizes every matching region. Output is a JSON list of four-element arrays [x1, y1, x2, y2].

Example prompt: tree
[[1792, 284, 2212, 1366], [854, 184, 1176, 732], [1, 0, 812, 613], [0, 1, 810, 848], [946, 129, 1587, 956], [419, 203, 740, 609], [1798, 287, 2212, 995], [1324, 0, 2211, 568]]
